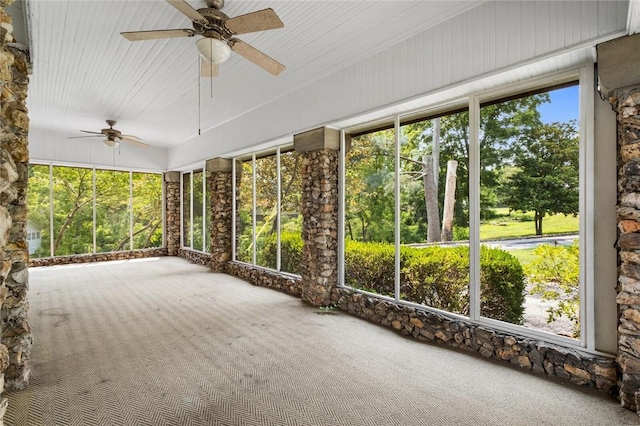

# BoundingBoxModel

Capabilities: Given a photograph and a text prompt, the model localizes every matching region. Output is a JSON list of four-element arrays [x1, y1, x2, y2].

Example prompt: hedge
[[258, 234, 525, 324]]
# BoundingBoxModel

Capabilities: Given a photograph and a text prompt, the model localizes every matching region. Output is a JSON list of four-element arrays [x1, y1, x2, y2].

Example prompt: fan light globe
[[103, 138, 119, 148], [197, 37, 231, 64]]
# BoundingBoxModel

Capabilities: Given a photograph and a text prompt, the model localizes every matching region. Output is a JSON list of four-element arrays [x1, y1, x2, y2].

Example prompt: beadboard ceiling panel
[[25, 0, 482, 152]]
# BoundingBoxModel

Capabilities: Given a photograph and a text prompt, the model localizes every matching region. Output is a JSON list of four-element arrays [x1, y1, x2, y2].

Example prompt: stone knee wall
[[331, 288, 618, 392], [300, 149, 339, 306], [178, 248, 211, 266], [28, 248, 167, 267], [226, 262, 302, 297], [0, 4, 32, 422], [614, 89, 640, 410]]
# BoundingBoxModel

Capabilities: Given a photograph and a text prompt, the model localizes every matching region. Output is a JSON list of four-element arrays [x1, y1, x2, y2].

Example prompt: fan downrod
[[205, 0, 224, 10]]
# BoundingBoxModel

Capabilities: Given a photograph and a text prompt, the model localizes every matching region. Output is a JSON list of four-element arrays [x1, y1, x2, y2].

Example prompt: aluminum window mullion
[[49, 164, 54, 256], [468, 97, 481, 321], [394, 116, 401, 302], [276, 148, 282, 272], [92, 168, 96, 253], [232, 159, 237, 260], [338, 130, 346, 285], [129, 171, 133, 251], [252, 154, 257, 265]]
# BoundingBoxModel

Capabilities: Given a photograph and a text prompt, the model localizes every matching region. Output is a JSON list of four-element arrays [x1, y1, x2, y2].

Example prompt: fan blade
[[80, 130, 104, 135], [230, 39, 285, 76], [121, 134, 142, 142], [201, 60, 219, 78], [119, 136, 149, 148], [121, 29, 194, 41], [166, 0, 207, 23], [225, 8, 284, 35], [67, 135, 103, 139]]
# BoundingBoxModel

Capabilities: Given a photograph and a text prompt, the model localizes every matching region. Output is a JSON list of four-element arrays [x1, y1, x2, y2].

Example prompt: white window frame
[[338, 65, 600, 354]]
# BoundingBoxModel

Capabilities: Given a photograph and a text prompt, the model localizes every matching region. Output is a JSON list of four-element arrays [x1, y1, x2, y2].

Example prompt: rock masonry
[[29, 248, 167, 267], [165, 176, 181, 256], [0, 2, 32, 423], [208, 166, 233, 272], [613, 89, 640, 410], [300, 149, 339, 306]]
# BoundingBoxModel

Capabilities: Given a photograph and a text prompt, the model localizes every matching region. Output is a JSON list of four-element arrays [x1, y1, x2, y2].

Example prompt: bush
[[258, 231, 303, 275], [479, 246, 526, 324], [345, 240, 525, 323]]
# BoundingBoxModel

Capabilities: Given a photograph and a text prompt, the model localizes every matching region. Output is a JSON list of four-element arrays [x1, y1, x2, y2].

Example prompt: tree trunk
[[441, 160, 458, 242], [53, 199, 92, 254], [423, 155, 441, 242], [432, 117, 440, 196], [535, 211, 543, 235]]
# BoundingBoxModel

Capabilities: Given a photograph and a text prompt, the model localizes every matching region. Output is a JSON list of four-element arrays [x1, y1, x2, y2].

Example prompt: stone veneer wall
[[226, 262, 302, 296], [299, 148, 339, 306], [208, 159, 234, 272], [613, 89, 640, 410], [0, 2, 32, 423], [178, 248, 210, 266], [330, 288, 618, 391], [28, 248, 167, 267], [165, 172, 181, 256]]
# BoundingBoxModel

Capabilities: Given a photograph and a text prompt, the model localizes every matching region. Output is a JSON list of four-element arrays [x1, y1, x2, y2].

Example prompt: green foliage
[[479, 246, 526, 323], [258, 231, 304, 274], [526, 243, 580, 337], [343, 239, 525, 323], [28, 165, 163, 257], [504, 121, 579, 235]]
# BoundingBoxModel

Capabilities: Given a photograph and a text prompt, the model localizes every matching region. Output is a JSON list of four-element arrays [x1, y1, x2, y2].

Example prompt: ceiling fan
[[121, 0, 285, 78], [68, 120, 149, 149]]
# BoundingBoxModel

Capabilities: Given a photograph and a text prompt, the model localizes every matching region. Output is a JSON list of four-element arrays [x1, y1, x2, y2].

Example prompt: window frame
[[337, 66, 599, 353]]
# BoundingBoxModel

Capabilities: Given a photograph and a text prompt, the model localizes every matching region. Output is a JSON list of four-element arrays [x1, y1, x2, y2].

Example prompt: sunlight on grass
[[505, 248, 537, 269], [480, 211, 578, 240]]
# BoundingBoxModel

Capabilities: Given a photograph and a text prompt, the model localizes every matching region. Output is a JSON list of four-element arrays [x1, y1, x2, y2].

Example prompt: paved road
[[484, 234, 578, 250]]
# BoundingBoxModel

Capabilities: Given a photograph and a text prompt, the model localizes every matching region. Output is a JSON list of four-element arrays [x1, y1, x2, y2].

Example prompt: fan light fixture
[[196, 37, 231, 64], [103, 138, 119, 148]]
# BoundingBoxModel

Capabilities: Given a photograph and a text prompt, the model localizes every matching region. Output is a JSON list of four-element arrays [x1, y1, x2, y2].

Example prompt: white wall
[[167, 0, 628, 169]]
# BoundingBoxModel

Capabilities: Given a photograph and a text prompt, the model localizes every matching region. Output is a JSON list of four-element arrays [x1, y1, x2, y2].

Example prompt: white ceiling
[[20, 0, 484, 149]]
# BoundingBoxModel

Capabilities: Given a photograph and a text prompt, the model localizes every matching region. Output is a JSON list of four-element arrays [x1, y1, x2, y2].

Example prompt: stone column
[[164, 172, 181, 256], [0, 3, 32, 421], [294, 127, 339, 306], [207, 158, 236, 272], [599, 34, 640, 411]]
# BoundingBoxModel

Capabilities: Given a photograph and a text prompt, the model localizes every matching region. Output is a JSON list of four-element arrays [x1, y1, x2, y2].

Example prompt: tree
[[504, 121, 579, 235]]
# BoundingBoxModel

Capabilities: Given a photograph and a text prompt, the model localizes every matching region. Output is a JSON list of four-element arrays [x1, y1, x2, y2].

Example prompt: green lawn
[[505, 248, 537, 269], [479, 210, 578, 240]]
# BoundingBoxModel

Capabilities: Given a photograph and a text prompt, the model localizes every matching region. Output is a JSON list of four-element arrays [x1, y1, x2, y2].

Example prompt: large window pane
[[182, 172, 191, 248], [479, 84, 580, 339], [344, 129, 395, 296], [193, 170, 204, 251], [132, 172, 163, 249], [95, 170, 130, 252], [52, 166, 93, 255], [255, 155, 277, 269], [280, 150, 303, 275], [27, 164, 51, 258], [205, 171, 211, 253], [399, 111, 470, 316], [236, 160, 253, 263]]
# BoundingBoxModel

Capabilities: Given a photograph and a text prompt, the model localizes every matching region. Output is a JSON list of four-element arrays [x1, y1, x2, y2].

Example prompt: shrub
[[526, 242, 579, 337], [344, 240, 396, 296], [257, 231, 303, 275], [479, 245, 526, 324]]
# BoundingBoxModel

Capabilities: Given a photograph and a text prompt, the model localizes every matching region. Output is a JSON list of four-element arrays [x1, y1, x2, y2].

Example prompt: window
[[233, 147, 303, 275], [27, 164, 163, 257], [339, 72, 590, 348], [180, 166, 209, 253]]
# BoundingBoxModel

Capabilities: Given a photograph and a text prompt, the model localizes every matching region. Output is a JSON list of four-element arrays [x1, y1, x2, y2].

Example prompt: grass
[[505, 248, 537, 269], [479, 209, 578, 240]]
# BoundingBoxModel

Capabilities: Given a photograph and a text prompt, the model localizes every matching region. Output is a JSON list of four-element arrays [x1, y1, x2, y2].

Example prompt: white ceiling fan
[[68, 120, 149, 149], [121, 0, 285, 78]]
